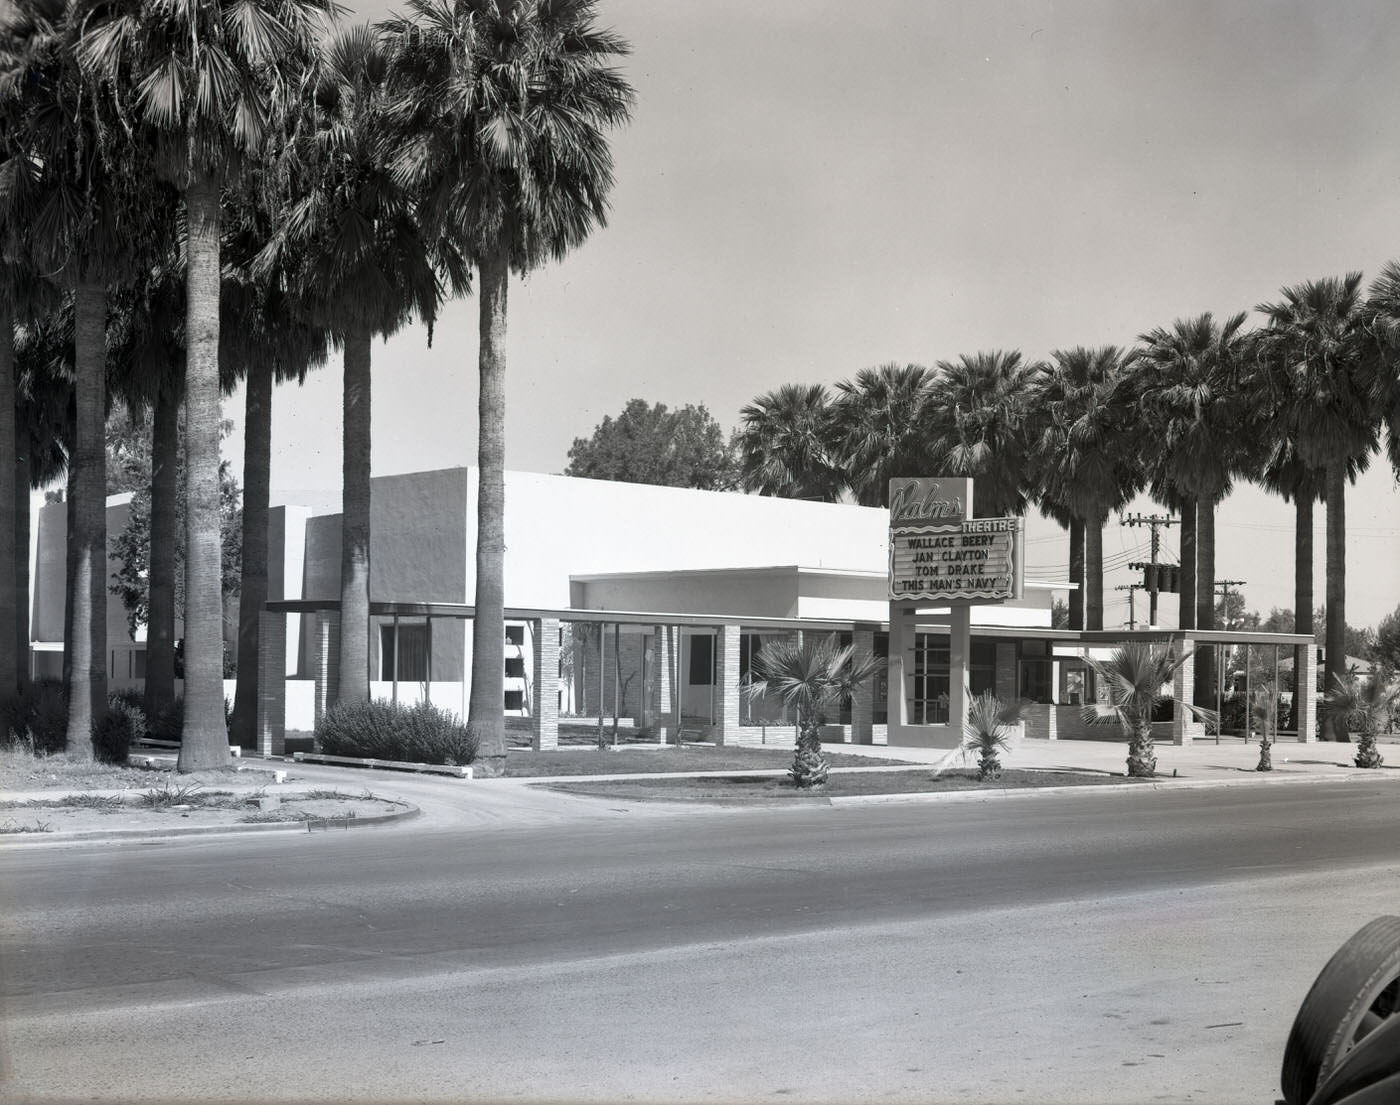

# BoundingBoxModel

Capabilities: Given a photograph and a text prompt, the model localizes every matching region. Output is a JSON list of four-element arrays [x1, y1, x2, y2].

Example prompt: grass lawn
[[500, 746, 916, 777], [539, 767, 1151, 803]]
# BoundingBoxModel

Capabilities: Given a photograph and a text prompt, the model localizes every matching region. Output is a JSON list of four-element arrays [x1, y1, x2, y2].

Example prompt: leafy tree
[[565, 399, 737, 490], [736, 383, 844, 501], [80, 0, 336, 770], [108, 417, 242, 642], [828, 363, 936, 507], [382, 0, 635, 776], [1254, 275, 1377, 738], [743, 634, 884, 788], [1374, 606, 1400, 671]]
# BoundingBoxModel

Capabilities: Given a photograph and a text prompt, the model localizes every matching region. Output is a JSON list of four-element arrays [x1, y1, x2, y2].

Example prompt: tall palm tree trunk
[[0, 301, 16, 697], [65, 281, 107, 759], [1195, 497, 1217, 707], [337, 328, 372, 705], [178, 174, 229, 771], [468, 247, 509, 777], [231, 357, 273, 746], [1324, 462, 1347, 741], [1068, 518, 1085, 631], [15, 430, 31, 694], [1084, 510, 1105, 630], [1178, 496, 1197, 630], [1293, 493, 1313, 729], [144, 384, 179, 718]]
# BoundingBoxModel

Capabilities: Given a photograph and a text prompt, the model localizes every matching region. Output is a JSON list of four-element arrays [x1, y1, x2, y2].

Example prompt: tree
[[1363, 261, 1400, 480], [1028, 347, 1142, 631], [565, 399, 737, 490], [383, 0, 635, 775], [743, 634, 883, 788], [1082, 642, 1207, 778], [923, 351, 1039, 518], [1133, 312, 1250, 703], [1374, 606, 1400, 672], [257, 23, 461, 710], [108, 417, 242, 648], [960, 691, 1027, 781], [80, 0, 336, 771], [4, 0, 157, 757], [1254, 275, 1377, 738], [736, 383, 845, 501], [1322, 673, 1396, 769], [827, 363, 936, 507]]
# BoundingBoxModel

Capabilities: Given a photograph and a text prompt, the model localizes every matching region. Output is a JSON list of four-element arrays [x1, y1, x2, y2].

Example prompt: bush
[[145, 697, 183, 742], [317, 699, 477, 766], [0, 679, 69, 753], [93, 698, 147, 764]]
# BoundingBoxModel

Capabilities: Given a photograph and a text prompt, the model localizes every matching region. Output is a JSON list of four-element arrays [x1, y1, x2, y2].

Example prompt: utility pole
[[1115, 583, 1143, 629], [1122, 513, 1179, 626]]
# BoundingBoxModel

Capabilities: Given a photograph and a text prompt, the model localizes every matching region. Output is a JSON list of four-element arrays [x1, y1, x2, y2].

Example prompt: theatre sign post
[[885, 477, 1026, 747]]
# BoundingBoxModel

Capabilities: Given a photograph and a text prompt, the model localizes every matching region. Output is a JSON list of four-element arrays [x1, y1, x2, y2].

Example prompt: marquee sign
[[887, 477, 1024, 602]]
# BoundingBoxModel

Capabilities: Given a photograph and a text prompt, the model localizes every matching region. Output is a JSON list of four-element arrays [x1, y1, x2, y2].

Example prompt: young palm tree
[[79, 0, 336, 770], [1082, 641, 1203, 778], [736, 383, 846, 501], [744, 635, 884, 789], [1028, 347, 1142, 630], [1254, 276, 1378, 738], [922, 351, 1040, 518], [827, 363, 936, 507], [382, 0, 634, 775], [961, 691, 1027, 781], [1132, 312, 1249, 702], [1251, 680, 1278, 772], [1322, 673, 1396, 769], [257, 23, 461, 709]]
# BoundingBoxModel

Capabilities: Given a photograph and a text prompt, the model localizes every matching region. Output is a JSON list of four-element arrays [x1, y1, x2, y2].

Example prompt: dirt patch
[[502, 747, 917, 777], [0, 792, 412, 837]]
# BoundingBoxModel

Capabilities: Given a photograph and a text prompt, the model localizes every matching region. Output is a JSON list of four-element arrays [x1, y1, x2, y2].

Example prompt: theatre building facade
[[30, 465, 1317, 752]]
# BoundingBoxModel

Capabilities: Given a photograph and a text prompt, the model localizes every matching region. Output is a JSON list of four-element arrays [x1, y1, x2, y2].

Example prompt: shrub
[[92, 698, 147, 764], [0, 679, 69, 753], [317, 699, 477, 766], [145, 697, 184, 742]]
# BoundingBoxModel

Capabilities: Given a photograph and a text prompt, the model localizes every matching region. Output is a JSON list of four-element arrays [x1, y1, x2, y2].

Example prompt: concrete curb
[[0, 801, 421, 846]]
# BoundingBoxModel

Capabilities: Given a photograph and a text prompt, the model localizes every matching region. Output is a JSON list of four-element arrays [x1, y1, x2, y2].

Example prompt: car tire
[[1280, 915, 1400, 1105]]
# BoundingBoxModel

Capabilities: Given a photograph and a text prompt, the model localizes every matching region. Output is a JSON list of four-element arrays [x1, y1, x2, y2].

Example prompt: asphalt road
[[3, 778, 1400, 1103]]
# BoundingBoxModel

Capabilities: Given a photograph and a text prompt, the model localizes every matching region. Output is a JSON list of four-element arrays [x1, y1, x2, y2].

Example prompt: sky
[[222, 0, 1400, 630]]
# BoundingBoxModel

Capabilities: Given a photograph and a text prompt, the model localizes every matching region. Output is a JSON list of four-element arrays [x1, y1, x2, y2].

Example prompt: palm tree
[[4, 0, 158, 757], [736, 383, 845, 501], [1322, 672, 1397, 769], [79, 0, 336, 770], [961, 691, 1027, 781], [923, 351, 1039, 518], [382, 0, 634, 775], [1082, 641, 1203, 778], [1254, 276, 1377, 738], [1132, 312, 1249, 703], [256, 23, 459, 710], [827, 363, 936, 507], [743, 634, 884, 788], [1029, 347, 1143, 631], [1363, 261, 1400, 480]]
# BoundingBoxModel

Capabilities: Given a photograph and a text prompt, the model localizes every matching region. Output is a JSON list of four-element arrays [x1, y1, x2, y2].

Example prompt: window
[[910, 633, 950, 724], [380, 624, 428, 681], [505, 624, 525, 646], [688, 633, 714, 685], [504, 656, 525, 679], [873, 633, 889, 725], [969, 641, 996, 696], [504, 690, 524, 711]]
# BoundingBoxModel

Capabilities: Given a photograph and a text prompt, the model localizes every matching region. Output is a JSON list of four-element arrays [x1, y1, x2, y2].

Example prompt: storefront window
[[910, 633, 950, 724]]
